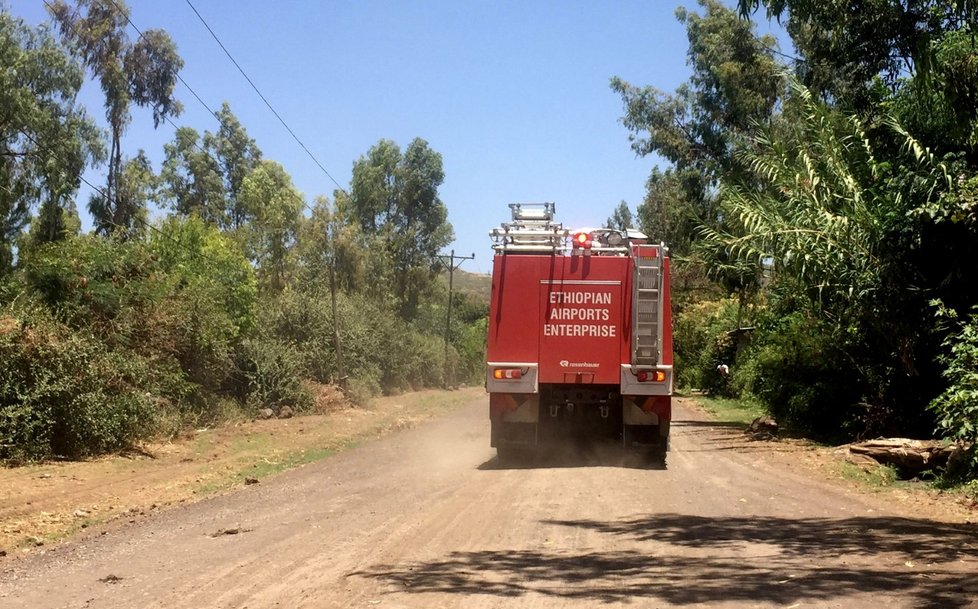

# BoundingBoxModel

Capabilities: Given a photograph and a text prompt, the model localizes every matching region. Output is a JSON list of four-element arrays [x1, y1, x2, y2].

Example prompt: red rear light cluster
[[493, 368, 523, 380], [637, 370, 667, 383]]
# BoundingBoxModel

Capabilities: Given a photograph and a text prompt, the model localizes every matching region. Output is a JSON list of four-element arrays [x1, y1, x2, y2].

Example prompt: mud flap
[[490, 394, 539, 448], [622, 397, 669, 461]]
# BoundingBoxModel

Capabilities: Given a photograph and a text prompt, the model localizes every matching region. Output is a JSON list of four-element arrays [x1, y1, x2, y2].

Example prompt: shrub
[[732, 311, 862, 441], [257, 288, 460, 396], [234, 335, 312, 413], [930, 305, 978, 478], [0, 305, 156, 461], [673, 297, 739, 393], [22, 235, 164, 334]]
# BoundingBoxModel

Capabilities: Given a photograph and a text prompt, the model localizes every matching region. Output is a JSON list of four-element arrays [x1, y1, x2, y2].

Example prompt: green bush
[[930, 305, 978, 478], [0, 305, 156, 461], [148, 216, 257, 339], [23, 235, 165, 335], [732, 311, 862, 441], [257, 288, 461, 397], [673, 297, 739, 394], [234, 335, 312, 413], [456, 317, 488, 384], [148, 218, 256, 394], [345, 375, 380, 406]]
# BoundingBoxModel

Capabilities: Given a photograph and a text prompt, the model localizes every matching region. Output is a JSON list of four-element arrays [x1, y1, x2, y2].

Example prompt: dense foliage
[[0, 3, 486, 461], [615, 0, 978, 477]]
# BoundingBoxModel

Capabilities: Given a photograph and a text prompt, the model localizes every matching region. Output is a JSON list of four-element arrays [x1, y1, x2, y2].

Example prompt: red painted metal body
[[486, 241, 673, 455], [489, 254, 629, 382]]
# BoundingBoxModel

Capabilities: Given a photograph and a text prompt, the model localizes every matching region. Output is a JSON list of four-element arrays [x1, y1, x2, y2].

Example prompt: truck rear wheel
[[624, 424, 668, 465]]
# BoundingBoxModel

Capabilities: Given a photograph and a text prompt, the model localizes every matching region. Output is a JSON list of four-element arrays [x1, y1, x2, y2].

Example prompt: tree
[[699, 78, 964, 435], [611, 1, 780, 180], [0, 12, 102, 275], [636, 168, 704, 255], [611, 0, 782, 301], [888, 28, 978, 159], [737, 0, 978, 111], [605, 200, 633, 231], [160, 103, 262, 231], [348, 138, 453, 316], [208, 102, 261, 230], [88, 150, 155, 237], [296, 195, 369, 292], [22, 199, 81, 254], [239, 160, 303, 291], [159, 127, 225, 224], [49, 0, 182, 237]]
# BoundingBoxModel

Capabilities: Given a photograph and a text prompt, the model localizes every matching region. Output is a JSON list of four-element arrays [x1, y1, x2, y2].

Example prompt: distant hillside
[[448, 269, 491, 302]]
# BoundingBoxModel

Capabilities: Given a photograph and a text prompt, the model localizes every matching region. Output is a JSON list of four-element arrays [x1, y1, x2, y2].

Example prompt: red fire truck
[[486, 203, 673, 461]]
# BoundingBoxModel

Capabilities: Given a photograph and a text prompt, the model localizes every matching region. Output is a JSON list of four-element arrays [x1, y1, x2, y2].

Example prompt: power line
[[98, 0, 346, 210], [41, 0, 223, 125], [45, 0, 332, 226], [183, 0, 347, 194]]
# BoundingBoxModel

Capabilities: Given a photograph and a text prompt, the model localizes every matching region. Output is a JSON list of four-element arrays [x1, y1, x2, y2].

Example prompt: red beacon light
[[572, 231, 592, 250]]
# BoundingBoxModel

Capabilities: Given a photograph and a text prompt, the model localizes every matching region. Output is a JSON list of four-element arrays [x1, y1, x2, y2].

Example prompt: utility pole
[[436, 249, 475, 388], [326, 219, 346, 390]]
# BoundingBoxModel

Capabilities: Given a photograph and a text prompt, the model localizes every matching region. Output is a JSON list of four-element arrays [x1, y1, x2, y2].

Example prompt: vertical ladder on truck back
[[632, 245, 663, 367]]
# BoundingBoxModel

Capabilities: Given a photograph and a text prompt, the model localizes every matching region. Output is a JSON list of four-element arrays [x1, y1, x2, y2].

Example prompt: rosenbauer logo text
[[544, 290, 617, 338], [560, 360, 600, 368]]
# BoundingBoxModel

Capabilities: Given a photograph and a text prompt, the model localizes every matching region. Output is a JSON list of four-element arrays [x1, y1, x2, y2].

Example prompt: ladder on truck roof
[[490, 203, 567, 253], [632, 244, 664, 367]]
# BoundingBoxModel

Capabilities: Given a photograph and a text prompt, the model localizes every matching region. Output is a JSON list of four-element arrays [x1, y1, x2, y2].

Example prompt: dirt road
[[2, 397, 976, 608]]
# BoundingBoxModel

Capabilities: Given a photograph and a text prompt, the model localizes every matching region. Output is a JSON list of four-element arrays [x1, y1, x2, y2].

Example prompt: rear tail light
[[637, 370, 666, 383], [493, 368, 523, 380]]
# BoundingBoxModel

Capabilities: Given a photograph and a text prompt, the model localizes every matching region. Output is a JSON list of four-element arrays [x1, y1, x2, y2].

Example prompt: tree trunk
[[846, 439, 960, 477]]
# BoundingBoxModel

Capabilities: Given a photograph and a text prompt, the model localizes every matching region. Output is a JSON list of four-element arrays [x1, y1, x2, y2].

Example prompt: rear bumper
[[620, 364, 673, 395]]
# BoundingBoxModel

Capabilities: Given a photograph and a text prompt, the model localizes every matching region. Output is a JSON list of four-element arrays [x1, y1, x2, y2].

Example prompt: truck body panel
[[486, 203, 673, 460]]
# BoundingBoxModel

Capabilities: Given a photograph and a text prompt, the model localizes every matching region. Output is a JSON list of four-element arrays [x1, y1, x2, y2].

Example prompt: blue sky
[[11, 0, 784, 275]]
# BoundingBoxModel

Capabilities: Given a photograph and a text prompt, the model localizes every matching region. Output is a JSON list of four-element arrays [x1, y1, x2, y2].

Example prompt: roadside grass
[[690, 395, 767, 427], [838, 461, 902, 490], [195, 388, 478, 495], [1, 387, 482, 553]]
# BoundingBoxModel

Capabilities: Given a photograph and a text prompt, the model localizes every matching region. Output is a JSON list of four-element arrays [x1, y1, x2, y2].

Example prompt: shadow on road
[[672, 419, 808, 454], [352, 513, 978, 607], [477, 445, 667, 471]]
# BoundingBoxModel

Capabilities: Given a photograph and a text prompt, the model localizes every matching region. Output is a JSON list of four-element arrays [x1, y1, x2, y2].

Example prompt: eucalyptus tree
[[239, 160, 303, 291], [348, 138, 453, 317], [49, 0, 182, 237], [604, 200, 633, 231], [160, 103, 261, 231], [611, 0, 782, 306], [87, 149, 155, 237], [0, 11, 102, 274], [208, 102, 262, 230], [160, 127, 225, 225], [296, 195, 368, 293], [611, 0, 781, 200]]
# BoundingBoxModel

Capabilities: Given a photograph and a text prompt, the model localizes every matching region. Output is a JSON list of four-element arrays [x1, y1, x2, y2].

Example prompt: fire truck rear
[[486, 203, 673, 461]]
